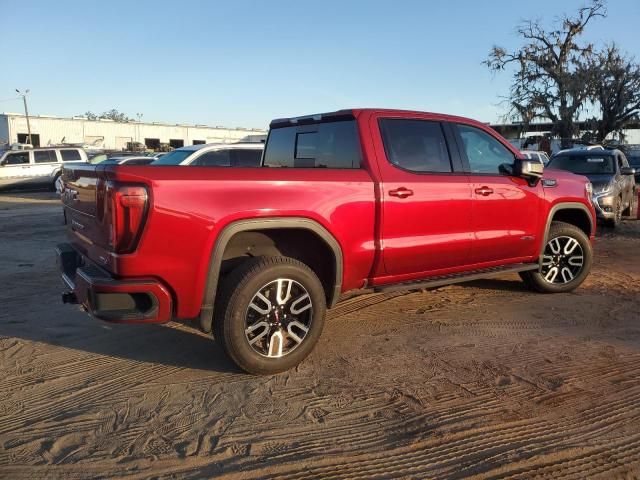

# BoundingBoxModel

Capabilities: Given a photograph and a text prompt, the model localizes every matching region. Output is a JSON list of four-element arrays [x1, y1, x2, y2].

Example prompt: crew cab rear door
[[370, 113, 473, 278], [449, 122, 542, 264]]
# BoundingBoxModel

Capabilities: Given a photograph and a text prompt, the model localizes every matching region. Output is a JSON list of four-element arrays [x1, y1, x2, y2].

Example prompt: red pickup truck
[[58, 109, 596, 374]]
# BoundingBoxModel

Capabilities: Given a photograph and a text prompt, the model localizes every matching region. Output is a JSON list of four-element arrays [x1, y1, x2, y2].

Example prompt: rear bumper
[[56, 243, 172, 323]]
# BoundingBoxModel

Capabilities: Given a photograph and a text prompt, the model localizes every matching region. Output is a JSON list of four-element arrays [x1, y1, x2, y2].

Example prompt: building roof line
[[0, 112, 266, 132]]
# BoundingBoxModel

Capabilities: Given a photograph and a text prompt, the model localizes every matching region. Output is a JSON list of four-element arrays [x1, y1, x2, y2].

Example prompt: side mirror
[[621, 166, 636, 176], [516, 158, 544, 185]]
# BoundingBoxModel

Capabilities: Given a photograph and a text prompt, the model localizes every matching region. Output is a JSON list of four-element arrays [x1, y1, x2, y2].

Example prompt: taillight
[[105, 182, 149, 253]]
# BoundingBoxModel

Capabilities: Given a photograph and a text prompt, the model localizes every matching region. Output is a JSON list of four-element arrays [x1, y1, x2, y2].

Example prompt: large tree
[[485, 1, 606, 143], [588, 44, 640, 142], [83, 109, 132, 122]]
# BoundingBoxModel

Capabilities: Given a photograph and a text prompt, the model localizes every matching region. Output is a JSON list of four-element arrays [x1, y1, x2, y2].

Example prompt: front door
[[373, 115, 473, 279], [451, 122, 542, 265], [0, 151, 33, 188]]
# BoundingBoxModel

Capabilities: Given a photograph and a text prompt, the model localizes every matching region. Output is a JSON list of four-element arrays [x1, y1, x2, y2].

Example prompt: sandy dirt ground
[[0, 191, 639, 479]]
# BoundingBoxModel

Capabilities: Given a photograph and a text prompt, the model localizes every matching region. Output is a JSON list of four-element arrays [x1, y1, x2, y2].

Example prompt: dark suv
[[623, 146, 640, 184], [548, 147, 636, 227]]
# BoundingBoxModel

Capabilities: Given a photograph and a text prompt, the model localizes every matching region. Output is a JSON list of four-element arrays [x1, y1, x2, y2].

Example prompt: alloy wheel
[[540, 236, 584, 284], [244, 278, 313, 358]]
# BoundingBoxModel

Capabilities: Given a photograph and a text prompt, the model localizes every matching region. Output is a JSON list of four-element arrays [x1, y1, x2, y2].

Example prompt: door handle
[[389, 187, 414, 198], [475, 186, 494, 196]]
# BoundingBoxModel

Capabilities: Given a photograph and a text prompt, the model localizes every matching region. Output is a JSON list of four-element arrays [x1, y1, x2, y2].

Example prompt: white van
[[0, 147, 88, 191]]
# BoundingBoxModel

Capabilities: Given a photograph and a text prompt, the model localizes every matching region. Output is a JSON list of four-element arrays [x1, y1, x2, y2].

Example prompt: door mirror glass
[[620, 166, 636, 176]]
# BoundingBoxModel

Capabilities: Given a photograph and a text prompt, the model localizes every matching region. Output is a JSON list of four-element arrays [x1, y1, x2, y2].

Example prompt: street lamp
[[136, 113, 143, 144], [15, 89, 32, 145]]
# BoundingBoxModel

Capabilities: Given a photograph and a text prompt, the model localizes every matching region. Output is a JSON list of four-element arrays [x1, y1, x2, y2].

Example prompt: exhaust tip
[[62, 292, 78, 304]]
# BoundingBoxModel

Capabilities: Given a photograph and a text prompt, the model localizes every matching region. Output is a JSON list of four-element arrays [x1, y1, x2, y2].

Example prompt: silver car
[[151, 142, 264, 167], [548, 147, 636, 227], [0, 147, 88, 191]]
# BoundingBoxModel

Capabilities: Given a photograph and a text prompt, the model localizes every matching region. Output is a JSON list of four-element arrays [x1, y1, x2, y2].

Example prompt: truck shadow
[[456, 278, 531, 293], [0, 308, 243, 374]]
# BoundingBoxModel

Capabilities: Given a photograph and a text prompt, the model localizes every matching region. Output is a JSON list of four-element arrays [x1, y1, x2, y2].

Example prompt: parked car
[[126, 141, 147, 153], [521, 150, 550, 165], [57, 108, 596, 374], [548, 147, 636, 227], [151, 142, 263, 166], [101, 156, 155, 166], [88, 153, 108, 164], [0, 147, 87, 191]]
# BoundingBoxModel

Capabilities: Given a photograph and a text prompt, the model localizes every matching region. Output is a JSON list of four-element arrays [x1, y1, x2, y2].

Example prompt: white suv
[[151, 142, 264, 167], [0, 147, 88, 191]]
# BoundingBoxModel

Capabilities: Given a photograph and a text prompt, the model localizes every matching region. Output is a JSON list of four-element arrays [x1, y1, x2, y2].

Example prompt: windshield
[[628, 153, 640, 166], [151, 149, 196, 165], [548, 155, 615, 175]]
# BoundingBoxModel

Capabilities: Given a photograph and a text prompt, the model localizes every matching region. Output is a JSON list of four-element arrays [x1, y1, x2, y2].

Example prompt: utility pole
[[15, 89, 32, 145], [136, 113, 143, 145]]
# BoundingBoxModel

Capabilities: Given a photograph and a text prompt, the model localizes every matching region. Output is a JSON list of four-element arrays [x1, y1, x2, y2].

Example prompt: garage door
[[115, 136, 132, 150]]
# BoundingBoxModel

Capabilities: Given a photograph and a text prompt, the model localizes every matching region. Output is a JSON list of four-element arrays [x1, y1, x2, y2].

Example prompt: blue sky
[[2, 0, 639, 129]]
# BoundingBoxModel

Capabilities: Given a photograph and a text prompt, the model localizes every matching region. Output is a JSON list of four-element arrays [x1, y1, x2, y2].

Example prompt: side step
[[374, 263, 539, 293]]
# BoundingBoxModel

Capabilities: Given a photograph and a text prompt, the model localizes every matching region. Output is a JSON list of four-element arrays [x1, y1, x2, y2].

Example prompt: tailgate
[[61, 163, 108, 250]]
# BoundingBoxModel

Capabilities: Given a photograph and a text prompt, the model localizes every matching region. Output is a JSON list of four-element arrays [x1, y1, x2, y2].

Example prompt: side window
[[456, 124, 515, 174], [193, 150, 231, 166], [61, 149, 82, 161], [34, 150, 57, 163], [379, 119, 452, 173], [263, 120, 361, 168], [4, 152, 30, 165], [230, 149, 262, 167]]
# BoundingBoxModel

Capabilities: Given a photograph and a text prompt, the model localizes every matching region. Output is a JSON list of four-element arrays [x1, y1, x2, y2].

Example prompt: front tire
[[521, 221, 592, 293], [604, 196, 622, 228], [214, 256, 326, 375], [53, 173, 63, 193]]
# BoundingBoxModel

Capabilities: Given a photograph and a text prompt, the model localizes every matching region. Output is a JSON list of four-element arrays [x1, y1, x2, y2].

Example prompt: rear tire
[[214, 256, 326, 375], [521, 221, 592, 293]]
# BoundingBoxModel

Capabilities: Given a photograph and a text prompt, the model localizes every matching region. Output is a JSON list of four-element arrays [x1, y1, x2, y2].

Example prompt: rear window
[[263, 120, 361, 168], [60, 149, 82, 161], [379, 119, 452, 173], [231, 149, 262, 167]]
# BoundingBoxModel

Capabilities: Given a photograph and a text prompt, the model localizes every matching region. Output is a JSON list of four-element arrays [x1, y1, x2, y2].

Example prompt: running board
[[374, 263, 539, 293]]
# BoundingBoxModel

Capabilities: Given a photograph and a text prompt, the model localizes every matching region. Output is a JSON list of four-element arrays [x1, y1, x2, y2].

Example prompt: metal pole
[[22, 94, 32, 145]]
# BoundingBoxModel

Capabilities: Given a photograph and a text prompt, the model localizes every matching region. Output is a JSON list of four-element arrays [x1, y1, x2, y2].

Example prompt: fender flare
[[199, 217, 344, 332], [540, 202, 594, 261]]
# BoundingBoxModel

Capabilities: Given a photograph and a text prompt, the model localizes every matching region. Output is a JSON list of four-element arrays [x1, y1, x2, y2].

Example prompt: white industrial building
[[0, 113, 267, 150]]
